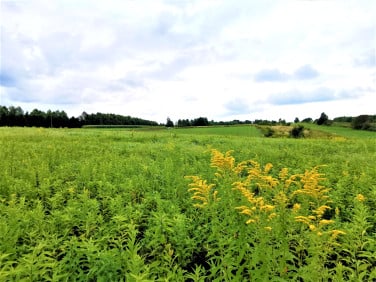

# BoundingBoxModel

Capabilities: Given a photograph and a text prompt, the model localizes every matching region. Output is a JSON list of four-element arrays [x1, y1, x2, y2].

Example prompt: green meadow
[[0, 126, 375, 281]]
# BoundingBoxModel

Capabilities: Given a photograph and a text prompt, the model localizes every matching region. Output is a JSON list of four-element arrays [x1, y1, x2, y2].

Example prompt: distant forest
[[0, 105, 375, 131], [0, 106, 158, 128]]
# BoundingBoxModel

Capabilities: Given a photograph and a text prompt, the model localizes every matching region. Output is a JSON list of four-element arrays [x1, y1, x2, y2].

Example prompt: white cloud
[[1, 0, 375, 123]]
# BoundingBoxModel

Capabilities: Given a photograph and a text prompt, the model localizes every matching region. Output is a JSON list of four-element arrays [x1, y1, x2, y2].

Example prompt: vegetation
[[290, 125, 305, 138], [352, 115, 376, 131], [0, 126, 375, 281], [0, 106, 158, 128], [316, 112, 330, 126], [1, 104, 375, 132]]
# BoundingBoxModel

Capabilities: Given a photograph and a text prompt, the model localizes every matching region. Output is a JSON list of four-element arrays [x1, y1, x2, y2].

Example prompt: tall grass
[[0, 127, 375, 280]]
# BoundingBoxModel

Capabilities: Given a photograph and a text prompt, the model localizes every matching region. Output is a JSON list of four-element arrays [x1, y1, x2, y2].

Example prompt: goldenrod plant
[[185, 149, 367, 281]]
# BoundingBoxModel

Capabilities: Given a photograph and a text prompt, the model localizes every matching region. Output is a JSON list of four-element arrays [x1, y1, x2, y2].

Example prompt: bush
[[290, 125, 305, 138], [264, 127, 275, 137], [352, 115, 371, 130]]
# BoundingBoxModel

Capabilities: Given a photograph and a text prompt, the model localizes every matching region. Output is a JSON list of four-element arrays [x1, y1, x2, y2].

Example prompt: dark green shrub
[[290, 125, 305, 138]]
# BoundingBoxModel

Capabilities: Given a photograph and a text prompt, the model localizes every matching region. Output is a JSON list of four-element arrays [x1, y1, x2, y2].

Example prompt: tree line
[[0, 106, 158, 128], [1, 105, 374, 131]]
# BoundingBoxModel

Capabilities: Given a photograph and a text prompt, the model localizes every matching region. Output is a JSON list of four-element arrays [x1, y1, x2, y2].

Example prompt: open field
[[0, 126, 375, 281]]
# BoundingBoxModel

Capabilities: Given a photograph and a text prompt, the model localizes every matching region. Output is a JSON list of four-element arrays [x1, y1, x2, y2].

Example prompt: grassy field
[[0, 126, 375, 281]]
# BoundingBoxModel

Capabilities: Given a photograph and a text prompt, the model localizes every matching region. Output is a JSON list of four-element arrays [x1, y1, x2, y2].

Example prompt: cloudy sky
[[1, 0, 375, 123]]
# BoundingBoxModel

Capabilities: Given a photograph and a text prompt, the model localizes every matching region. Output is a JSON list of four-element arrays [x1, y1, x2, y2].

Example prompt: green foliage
[[290, 125, 305, 138], [166, 117, 174, 128], [352, 115, 376, 131], [262, 126, 275, 137], [317, 112, 330, 125], [0, 127, 375, 280]]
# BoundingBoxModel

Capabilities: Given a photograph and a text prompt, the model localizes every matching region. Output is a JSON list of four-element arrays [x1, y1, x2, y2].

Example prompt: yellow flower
[[293, 166, 330, 201], [313, 205, 331, 217], [356, 194, 365, 202], [319, 219, 334, 226], [295, 216, 311, 225], [264, 163, 273, 173], [309, 224, 316, 231], [246, 219, 257, 224], [335, 207, 340, 216], [264, 226, 272, 231], [330, 230, 346, 239], [260, 204, 275, 212], [279, 168, 289, 180], [210, 149, 235, 173], [268, 213, 277, 220], [274, 192, 288, 205], [292, 203, 301, 213], [186, 176, 218, 208]]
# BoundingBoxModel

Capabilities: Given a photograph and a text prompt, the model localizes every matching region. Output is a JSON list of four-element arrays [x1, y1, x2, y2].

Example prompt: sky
[[0, 0, 375, 123]]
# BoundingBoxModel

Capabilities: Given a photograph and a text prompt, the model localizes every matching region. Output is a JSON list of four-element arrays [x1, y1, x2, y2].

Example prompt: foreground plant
[[186, 149, 353, 280]]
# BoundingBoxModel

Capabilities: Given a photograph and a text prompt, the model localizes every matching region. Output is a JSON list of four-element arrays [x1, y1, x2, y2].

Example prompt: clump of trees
[[176, 117, 209, 127], [0, 106, 80, 127], [351, 115, 376, 131], [0, 105, 158, 128], [253, 119, 290, 126], [79, 112, 158, 127]]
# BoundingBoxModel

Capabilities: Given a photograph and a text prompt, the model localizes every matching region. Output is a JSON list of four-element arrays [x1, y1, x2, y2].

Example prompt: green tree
[[317, 112, 329, 125], [302, 117, 313, 123], [192, 117, 209, 126], [166, 117, 174, 127], [352, 115, 370, 130]]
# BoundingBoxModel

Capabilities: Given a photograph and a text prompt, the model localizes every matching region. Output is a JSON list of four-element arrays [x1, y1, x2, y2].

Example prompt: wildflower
[[274, 192, 288, 206], [210, 149, 235, 174], [295, 216, 311, 225], [237, 206, 253, 216], [268, 213, 277, 220], [313, 205, 331, 217], [319, 219, 334, 226], [293, 166, 330, 201], [246, 219, 257, 224], [355, 194, 365, 202], [330, 230, 346, 239], [264, 226, 272, 231], [213, 190, 220, 201], [335, 207, 340, 216], [260, 204, 275, 212], [264, 163, 273, 173], [279, 168, 289, 180], [292, 203, 301, 213], [186, 175, 218, 208], [233, 182, 255, 204]]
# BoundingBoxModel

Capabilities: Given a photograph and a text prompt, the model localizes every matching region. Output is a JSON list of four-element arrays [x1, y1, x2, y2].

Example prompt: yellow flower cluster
[[233, 181, 276, 227], [186, 149, 345, 240], [355, 193, 365, 202], [293, 166, 330, 201], [231, 158, 295, 227], [185, 175, 220, 208], [291, 168, 345, 238], [210, 149, 235, 178]]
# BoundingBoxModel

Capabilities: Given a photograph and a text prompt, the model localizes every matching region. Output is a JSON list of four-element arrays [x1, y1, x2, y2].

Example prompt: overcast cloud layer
[[1, 0, 375, 123]]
